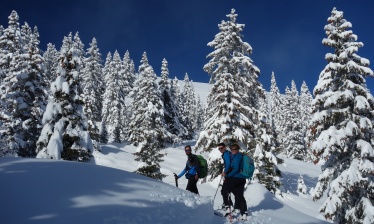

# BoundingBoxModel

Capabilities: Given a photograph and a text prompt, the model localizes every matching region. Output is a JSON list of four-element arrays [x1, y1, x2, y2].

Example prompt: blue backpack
[[240, 153, 255, 179]]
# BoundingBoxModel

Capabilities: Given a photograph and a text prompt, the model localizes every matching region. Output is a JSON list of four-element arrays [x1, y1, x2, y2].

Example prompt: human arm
[[177, 165, 188, 179], [223, 151, 231, 174]]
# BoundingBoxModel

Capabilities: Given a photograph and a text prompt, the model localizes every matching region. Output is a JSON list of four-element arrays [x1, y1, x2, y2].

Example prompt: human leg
[[186, 176, 199, 195], [228, 177, 247, 215], [221, 179, 232, 207]]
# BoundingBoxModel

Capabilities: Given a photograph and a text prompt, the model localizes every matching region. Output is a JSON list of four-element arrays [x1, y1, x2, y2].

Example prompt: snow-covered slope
[[0, 157, 212, 224], [1, 141, 330, 224]]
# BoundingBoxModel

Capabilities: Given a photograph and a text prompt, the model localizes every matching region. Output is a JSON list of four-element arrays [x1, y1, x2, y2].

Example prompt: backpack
[[240, 153, 255, 179], [196, 155, 208, 179]]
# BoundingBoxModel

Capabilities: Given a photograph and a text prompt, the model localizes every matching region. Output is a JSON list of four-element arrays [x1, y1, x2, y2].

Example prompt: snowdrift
[[0, 158, 212, 224]]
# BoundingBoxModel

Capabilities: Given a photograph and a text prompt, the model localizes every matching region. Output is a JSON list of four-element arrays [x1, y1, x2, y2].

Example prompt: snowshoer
[[226, 143, 248, 221], [175, 145, 201, 195]]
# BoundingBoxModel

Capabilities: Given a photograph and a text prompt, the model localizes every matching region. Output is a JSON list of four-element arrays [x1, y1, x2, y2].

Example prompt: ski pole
[[213, 175, 223, 202], [173, 173, 178, 188]]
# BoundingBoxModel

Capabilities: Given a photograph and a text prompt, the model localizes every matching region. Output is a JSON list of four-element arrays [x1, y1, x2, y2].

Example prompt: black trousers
[[221, 179, 233, 206], [227, 177, 247, 215], [186, 176, 199, 195]]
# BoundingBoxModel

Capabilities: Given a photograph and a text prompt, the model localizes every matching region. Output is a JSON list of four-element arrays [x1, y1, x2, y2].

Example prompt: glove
[[174, 173, 178, 179]]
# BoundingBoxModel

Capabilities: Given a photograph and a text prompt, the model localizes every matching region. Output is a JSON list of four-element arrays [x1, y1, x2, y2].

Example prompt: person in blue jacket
[[218, 142, 233, 211], [225, 143, 248, 220], [175, 145, 201, 195]]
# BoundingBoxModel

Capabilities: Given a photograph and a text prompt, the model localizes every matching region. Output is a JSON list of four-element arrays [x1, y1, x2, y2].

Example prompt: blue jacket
[[227, 153, 246, 178], [177, 154, 200, 179], [222, 150, 231, 174]]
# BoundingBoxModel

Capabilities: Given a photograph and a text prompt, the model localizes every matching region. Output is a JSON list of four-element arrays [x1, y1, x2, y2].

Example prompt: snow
[[0, 81, 331, 224], [1, 142, 330, 224]]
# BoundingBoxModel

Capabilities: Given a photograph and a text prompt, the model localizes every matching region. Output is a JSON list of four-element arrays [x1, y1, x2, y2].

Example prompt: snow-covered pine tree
[[158, 58, 182, 141], [193, 95, 204, 131], [36, 34, 92, 162], [128, 52, 171, 146], [43, 43, 59, 86], [179, 73, 194, 140], [133, 137, 167, 180], [123, 50, 136, 94], [101, 50, 126, 142], [197, 9, 267, 184], [299, 81, 313, 161], [99, 120, 108, 144], [20, 22, 31, 47], [282, 81, 305, 160], [82, 38, 104, 142], [196, 8, 260, 152], [269, 72, 284, 149], [21, 26, 48, 157], [247, 96, 283, 195], [309, 8, 374, 223], [0, 11, 23, 156], [170, 76, 188, 138], [188, 81, 203, 132], [0, 11, 22, 82], [252, 106, 282, 195], [103, 52, 112, 85], [0, 21, 47, 157], [73, 32, 85, 99], [130, 52, 169, 180], [73, 32, 85, 66]]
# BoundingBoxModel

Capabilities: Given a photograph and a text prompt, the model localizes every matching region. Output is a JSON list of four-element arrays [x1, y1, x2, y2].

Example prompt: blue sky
[[1, 0, 374, 93]]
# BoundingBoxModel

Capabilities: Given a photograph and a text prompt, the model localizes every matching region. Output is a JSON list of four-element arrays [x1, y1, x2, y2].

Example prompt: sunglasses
[[185, 149, 191, 152], [218, 147, 225, 150]]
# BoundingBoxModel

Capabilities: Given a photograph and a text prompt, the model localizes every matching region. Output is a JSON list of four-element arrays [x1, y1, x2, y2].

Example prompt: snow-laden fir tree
[[188, 81, 204, 131], [43, 43, 59, 85], [269, 72, 284, 149], [133, 137, 167, 180], [196, 9, 266, 183], [158, 58, 183, 141], [123, 50, 136, 94], [103, 52, 112, 84], [282, 81, 306, 160], [72, 32, 85, 98], [101, 50, 127, 142], [99, 120, 108, 144], [299, 81, 313, 161], [0, 11, 22, 82], [82, 38, 104, 142], [309, 8, 374, 223], [0, 21, 47, 157], [170, 77, 188, 137], [0, 11, 23, 155], [20, 22, 31, 47], [129, 52, 169, 180], [196, 8, 261, 152], [128, 52, 171, 146], [36, 34, 92, 161], [252, 109, 282, 195], [179, 73, 194, 140], [193, 95, 204, 131]]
